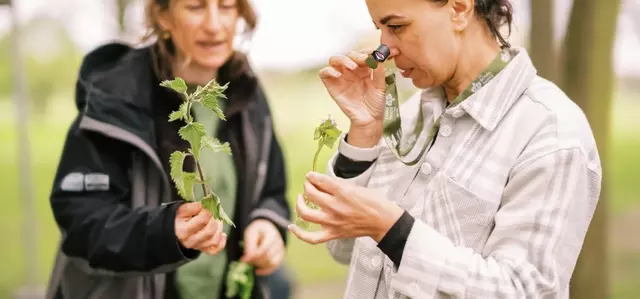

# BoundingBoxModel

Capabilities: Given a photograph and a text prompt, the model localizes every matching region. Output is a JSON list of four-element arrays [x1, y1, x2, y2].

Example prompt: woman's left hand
[[241, 219, 285, 276], [289, 172, 405, 244]]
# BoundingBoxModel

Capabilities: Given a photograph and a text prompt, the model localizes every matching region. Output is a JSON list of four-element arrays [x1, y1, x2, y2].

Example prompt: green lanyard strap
[[381, 49, 514, 166]]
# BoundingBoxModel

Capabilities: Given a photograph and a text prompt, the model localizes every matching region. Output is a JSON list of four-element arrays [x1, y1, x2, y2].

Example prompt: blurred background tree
[[0, 16, 81, 118], [530, 0, 558, 83], [563, 0, 622, 298]]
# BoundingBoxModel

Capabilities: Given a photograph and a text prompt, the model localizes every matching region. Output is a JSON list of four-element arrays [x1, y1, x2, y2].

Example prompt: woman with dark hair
[[45, 0, 291, 298], [291, 0, 602, 298]]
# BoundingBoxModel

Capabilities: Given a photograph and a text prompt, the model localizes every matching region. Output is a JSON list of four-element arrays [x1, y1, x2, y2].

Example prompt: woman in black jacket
[[45, 0, 291, 298]]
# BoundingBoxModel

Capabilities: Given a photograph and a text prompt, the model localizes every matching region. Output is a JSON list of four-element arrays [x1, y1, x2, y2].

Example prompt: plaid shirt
[[325, 47, 602, 299]]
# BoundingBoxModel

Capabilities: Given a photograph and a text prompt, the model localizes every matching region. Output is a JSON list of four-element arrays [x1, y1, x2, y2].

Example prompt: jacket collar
[[457, 47, 537, 131]]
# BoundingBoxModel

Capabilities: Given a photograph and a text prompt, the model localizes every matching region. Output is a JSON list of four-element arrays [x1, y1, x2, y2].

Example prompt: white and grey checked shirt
[[324, 48, 602, 299]]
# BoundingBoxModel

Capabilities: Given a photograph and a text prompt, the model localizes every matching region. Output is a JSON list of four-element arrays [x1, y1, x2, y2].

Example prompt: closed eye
[[220, 0, 237, 9]]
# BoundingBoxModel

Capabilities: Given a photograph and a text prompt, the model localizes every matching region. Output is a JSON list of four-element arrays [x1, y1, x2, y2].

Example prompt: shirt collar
[[455, 47, 537, 131]]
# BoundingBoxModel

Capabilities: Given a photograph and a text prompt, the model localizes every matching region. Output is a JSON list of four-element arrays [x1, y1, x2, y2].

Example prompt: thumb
[[241, 227, 261, 262], [176, 202, 202, 218], [371, 62, 391, 92]]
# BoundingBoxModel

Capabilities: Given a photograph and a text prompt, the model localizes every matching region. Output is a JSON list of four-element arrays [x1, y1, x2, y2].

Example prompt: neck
[[171, 56, 218, 86], [443, 37, 502, 103]]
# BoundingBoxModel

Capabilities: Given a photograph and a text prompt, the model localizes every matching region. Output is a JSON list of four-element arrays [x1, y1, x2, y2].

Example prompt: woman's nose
[[388, 47, 400, 59], [379, 33, 400, 59], [203, 7, 223, 32]]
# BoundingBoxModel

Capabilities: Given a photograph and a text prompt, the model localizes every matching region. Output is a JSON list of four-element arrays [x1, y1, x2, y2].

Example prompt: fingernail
[[329, 69, 342, 77]]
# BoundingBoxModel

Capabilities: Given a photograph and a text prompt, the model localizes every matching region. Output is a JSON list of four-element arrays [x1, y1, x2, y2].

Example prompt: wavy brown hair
[[141, 0, 257, 80]]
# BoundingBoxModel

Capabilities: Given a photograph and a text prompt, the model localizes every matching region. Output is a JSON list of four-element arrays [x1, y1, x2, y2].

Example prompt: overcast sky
[[1, 0, 639, 76]]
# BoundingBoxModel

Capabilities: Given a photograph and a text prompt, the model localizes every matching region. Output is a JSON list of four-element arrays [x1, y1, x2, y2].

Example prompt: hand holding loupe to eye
[[318, 44, 396, 148]]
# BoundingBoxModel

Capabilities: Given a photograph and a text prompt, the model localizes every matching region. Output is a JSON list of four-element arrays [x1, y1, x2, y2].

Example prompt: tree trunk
[[562, 0, 621, 298], [530, 0, 557, 83], [116, 0, 129, 34]]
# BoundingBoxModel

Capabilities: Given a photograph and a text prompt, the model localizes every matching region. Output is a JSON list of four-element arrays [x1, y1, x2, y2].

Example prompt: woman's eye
[[220, 0, 237, 9], [185, 3, 205, 10], [388, 25, 403, 31]]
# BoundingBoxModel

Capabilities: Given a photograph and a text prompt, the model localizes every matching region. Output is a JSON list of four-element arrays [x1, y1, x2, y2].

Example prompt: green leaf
[[160, 77, 188, 98], [217, 202, 234, 227], [181, 172, 198, 201], [200, 192, 235, 227], [324, 125, 342, 140], [169, 151, 187, 182], [201, 193, 219, 215], [313, 115, 343, 149], [201, 135, 232, 155], [179, 122, 207, 158], [202, 92, 227, 121], [321, 126, 342, 149], [169, 151, 197, 201], [190, 79, 228, 121], [168, 102, 189, 122], [226, 261, 254, 299]]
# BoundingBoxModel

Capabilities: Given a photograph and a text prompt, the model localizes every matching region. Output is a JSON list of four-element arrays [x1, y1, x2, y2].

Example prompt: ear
[[450, 0, 474, 32]]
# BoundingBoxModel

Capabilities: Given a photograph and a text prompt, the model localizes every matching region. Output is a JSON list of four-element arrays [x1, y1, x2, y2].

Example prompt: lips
[[196, 40, 227, 51], [400, 68, 413, 78]]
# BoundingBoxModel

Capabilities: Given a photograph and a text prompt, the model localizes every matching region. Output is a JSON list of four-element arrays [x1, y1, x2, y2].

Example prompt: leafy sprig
[[312, 114, 342, 172], [297, 114, 342, 223], [162, 77, 257, 298], [161, 77, 234, 226], [226, 260, 255, 299]]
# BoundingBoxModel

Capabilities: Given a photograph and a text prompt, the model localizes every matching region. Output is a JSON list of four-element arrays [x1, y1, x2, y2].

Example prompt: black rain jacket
[[45, 42, 291, 299]]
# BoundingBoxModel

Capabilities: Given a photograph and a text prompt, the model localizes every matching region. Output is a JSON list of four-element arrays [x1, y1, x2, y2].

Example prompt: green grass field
[[0, 73, 639, 298]]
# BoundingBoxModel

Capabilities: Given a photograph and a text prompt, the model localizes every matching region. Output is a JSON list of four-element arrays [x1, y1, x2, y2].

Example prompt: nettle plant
[[160, 77, 252, 299], [161, 77, 234, 225], [301, 115, 342, 212]]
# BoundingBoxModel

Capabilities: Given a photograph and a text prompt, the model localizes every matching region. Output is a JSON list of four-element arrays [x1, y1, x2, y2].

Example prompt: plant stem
[[186, 101, 193, 123], [195, 157, 209, 196], [312, 140, 323, 172]]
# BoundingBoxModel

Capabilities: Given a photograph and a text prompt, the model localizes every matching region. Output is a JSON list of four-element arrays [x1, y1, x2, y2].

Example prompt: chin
[[411, 77, 434, 89], [192, 55, 229, 70]]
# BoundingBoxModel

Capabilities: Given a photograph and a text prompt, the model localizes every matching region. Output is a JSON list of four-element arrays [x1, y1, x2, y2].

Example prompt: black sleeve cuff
[[377, 210, 415, 267], [333, 134, 376, 179]]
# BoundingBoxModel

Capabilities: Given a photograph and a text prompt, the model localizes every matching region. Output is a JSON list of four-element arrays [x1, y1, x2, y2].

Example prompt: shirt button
[[440, 125, 452, 137], [420, 163, 432, 175], [371, 256, 382, 267], [452, 110, 464, 118]]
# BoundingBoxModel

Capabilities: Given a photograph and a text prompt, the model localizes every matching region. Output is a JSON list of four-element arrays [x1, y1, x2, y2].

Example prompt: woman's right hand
[[175, 202, 227, 255], [319, 49, 390, 147]]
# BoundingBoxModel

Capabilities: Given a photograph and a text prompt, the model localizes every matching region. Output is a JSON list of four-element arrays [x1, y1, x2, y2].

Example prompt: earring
[[162, 31, 170, 40]]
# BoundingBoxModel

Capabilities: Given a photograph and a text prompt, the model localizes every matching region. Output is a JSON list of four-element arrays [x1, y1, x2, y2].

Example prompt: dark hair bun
[[475, 0, 514, 48]]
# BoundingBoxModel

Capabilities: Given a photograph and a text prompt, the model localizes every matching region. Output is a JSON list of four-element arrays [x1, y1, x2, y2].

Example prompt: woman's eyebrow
[[380, 14, 404, 25]]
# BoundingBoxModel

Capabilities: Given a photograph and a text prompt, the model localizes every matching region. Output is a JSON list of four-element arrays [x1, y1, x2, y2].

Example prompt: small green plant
[[161, 77, 234, 226], [225, 260, 254, 299], [312, 114, 343, 172], [299, 114, 342, 216], [161, 77, 255, 299]]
